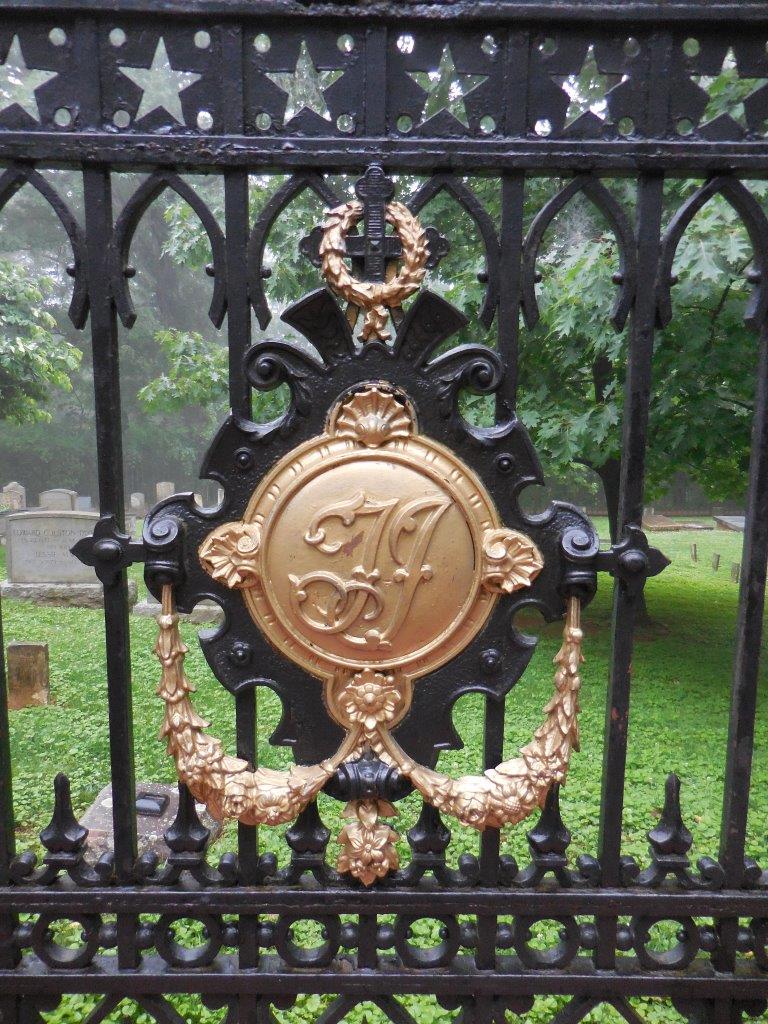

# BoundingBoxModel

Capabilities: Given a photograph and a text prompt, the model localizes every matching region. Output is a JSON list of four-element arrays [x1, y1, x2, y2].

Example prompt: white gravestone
[[129, 492, 146, 512], [39, 488, 77, 511], [2, 482, 25, 511], [155, 481, 175, 502], [1, 511, 137, 608], [74, 496, 92, 511]]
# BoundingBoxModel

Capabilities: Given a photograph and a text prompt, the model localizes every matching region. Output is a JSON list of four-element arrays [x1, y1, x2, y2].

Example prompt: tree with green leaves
[[0, 256, 80, 423]]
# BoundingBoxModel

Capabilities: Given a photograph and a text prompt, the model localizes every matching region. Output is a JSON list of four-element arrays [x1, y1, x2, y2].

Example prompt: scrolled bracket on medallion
[[199, 521, 261, 590], [482, 528, 544, 595]]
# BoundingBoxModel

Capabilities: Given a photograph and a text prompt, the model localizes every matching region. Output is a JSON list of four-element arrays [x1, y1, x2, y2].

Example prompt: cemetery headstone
[[6, 642, 49, 709], [0, 511, 137, 608], [80, 781, 222, 858], [129, 492, 146, 513], [690, 543, 698, 562], [712, 552, 721, 572], [74, 496, 93, 511], [194, 492, 203, 506], [155, 481, 175, 502], [217, 487, 225, 506], [39, 488, 77, 511], [2, 481, 26, 511]]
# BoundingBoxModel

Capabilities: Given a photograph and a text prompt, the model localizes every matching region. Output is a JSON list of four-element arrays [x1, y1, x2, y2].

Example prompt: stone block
[[2, 481, 25, 511], [1, 579, 138, 609], [80, 781, 222, 859], [155, 482, 175, 502], [6, 511, 99, 584], [39, 488, 77, 511], [6, 642, 49, 709], [133, 594, 222, 624]]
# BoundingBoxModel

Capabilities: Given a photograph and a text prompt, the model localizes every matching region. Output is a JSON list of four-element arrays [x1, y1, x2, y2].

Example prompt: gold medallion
[[199, 385, 541, 687]]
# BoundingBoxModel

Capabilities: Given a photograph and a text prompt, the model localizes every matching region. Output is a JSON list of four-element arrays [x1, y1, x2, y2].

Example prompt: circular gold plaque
[[199, 384, 543, 684]]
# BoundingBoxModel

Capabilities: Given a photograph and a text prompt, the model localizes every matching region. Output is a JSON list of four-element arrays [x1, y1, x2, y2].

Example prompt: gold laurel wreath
[[154, 588, 583, 859], [319, 200, 429, 342]]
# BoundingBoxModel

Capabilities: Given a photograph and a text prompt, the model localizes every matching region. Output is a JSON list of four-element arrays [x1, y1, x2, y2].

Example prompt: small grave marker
[[2, 481, 25, 511], [39, 488, 77, 511], [731, 562, 741, 584], [155, 481, 175, 502], [712, 553, 721, 571], [690, 543, 698, 562], [80, 781, 222, 858], [6, 642, 49, 709]]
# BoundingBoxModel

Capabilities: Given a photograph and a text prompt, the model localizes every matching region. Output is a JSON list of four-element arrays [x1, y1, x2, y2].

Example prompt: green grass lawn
[[0, 519, 766, 1024]]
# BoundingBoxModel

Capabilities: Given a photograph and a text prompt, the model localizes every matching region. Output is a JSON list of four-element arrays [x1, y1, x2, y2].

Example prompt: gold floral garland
[[154, 588, 583, 879], [319, 200, 428, 342], [154, 585, 362, 826]]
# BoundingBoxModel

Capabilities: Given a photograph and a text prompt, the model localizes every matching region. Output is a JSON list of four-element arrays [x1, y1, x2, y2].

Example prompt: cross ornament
[[299, 166, 449, 281], [344, 165, 400, 282]]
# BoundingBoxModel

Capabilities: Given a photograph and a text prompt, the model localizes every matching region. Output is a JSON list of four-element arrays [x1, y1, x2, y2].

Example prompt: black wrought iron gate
[[1, 2, 768, 1023]]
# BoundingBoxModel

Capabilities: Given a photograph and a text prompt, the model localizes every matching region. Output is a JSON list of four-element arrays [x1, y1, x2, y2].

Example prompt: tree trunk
[[595, 457, 651, 624]]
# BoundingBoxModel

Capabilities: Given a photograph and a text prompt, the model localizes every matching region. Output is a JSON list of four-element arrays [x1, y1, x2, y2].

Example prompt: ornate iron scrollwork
[[146, 169, 599, 885]]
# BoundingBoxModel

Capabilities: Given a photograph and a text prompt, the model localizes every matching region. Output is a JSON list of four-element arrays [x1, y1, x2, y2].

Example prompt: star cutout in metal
[[266, 40, 343, 124], [552, 45, 624, 125], [0, 35, 57, 123], [120, 38, 201, 124], [408, 45, 487, 128], [693, 48, 767, 128]]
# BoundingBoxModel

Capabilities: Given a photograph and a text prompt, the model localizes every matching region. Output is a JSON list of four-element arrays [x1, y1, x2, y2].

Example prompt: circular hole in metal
[[481, 34, 498, 57], [54, 107, 72, 127], [255, 112, 271, 131], [337, 34, 354, 54], [618, 116, 634, 136], [534, 118, 552, 136], [49, 27, 67, 47], [337, 113, 355, 133], [275, 915, 341, 968], [397, 34, 415, 55], [31, 915, 101, 970], [397, 114, 413, 133], [683, 37, 700, 57], [539, 37, 557, 56], [394, 916, 460, 969], [156, 915, 222, 968], [254, 33, 271, 53], [197, 110, 213, 130], [513, 916, 580, 969], [112, 109, 131, 128], [194, 30, 211, 49], [632, 916, 699, 970], [479, 114, 496, 134], [676, 117, 695, 135], [109, 27, 126, 48], [624, 36, 641, 58]]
